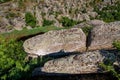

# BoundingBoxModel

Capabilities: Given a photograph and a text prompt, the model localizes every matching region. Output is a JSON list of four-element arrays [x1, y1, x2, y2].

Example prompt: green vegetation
[[25, 12, 37, 28], [95, 1, 120, 22], [0, 24, 65, 80], [100, 41, 120, 80], [43, 19, 54, 26], [0, 25, 61, 80], [100, 63, 120, 80], [60, 17, 79, 28], [0, 26, 64, 41], [0, 39, 27, 80], [0, 38, 51, 80], [113, 41, 120, 51], [81, 26, 93, 36], [1, 0, 120, 80]]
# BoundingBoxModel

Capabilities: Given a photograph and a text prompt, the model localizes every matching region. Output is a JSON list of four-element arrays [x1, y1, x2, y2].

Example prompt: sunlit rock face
[[88, 21, 120, 51], [23, 28, 86, 56]]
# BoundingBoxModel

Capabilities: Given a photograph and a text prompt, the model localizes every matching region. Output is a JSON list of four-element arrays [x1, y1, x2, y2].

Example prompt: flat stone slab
[[23, 28, 86, 56]]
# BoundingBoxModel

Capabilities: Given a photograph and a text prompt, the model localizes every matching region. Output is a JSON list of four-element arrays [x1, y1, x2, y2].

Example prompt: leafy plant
[[25, 12, 37, 28], [100, 63, 120, 80], [43, 19, 54, 26], [60, 17, 79, 28], [0, 26, 64, 41], [113, 41, 120, 51], [0, 39, 36, 80], [94, 1, 120, 22], [99, 41, 120, 80], [0, 39, 26, 80], [0, 36, 54, 80]]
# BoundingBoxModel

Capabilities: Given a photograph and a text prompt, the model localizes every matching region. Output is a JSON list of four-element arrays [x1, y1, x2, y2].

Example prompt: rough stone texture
[[0, 0, 119, 33], [74, 20, 105, 28], [23, 28, 86, 56], [0, 0, 98, 33], [32, 50, 116, 75], [0, 17, 13, 33], [10, 17, 25, 30], [0, 2, 25, 33], [88, 21, 120, 50]]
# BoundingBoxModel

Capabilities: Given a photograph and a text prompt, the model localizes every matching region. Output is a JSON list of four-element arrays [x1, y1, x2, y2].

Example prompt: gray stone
[[23, 28, 86, 56], [12, 17, 25, 30], [32, 50, 117, 76], [88, 21, 120, 50], [0, 17, 14, 33], [74, 20, 105, 28], [87, 12, 98, 19]]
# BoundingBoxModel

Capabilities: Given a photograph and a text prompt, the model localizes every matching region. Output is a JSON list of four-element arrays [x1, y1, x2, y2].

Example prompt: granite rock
[[23, 28, 86, 56]]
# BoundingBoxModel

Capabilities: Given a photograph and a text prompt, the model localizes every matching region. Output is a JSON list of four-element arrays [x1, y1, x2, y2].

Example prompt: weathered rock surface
[[32, 50, 117, 76], [88, 21, 120, 50], [74, 20, 105, 28], [0, 0, 98, 33], [0, 0, 119, 33], [23, 28, 86, 56]]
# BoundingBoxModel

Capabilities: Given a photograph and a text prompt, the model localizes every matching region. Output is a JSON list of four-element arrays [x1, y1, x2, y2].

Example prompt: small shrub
[[43, 19, 54, 26], [113, 41, 120, 51], [0, 39, 34, 80], [100, 63, 120, 80], [0, 38, 52, 80], [94, 1, 120, 22], [25, 12, 37, 28], [60, 17, 79, 28], [0, 39, 27, 80]]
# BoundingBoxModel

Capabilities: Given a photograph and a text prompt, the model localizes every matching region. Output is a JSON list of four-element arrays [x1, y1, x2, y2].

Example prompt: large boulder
[[23, 28, 86, 56], [88, 21, 120, 51], [32, 50, 117, 76]]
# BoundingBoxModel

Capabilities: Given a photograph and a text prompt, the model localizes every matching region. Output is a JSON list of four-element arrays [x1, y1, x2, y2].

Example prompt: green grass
[[113, 41, 120, 51], [0, 26, 65, 41], [25, 12, 37, 28], [81, 26, 93, 36], [94, 1, 120, 22], [60, 16, 79, 28]]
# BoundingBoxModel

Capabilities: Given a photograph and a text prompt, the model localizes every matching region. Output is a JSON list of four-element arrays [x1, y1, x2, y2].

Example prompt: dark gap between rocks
[[31, 72, 117, 80], [85, 28, 92, 51], [17, 32, 45, 41]]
